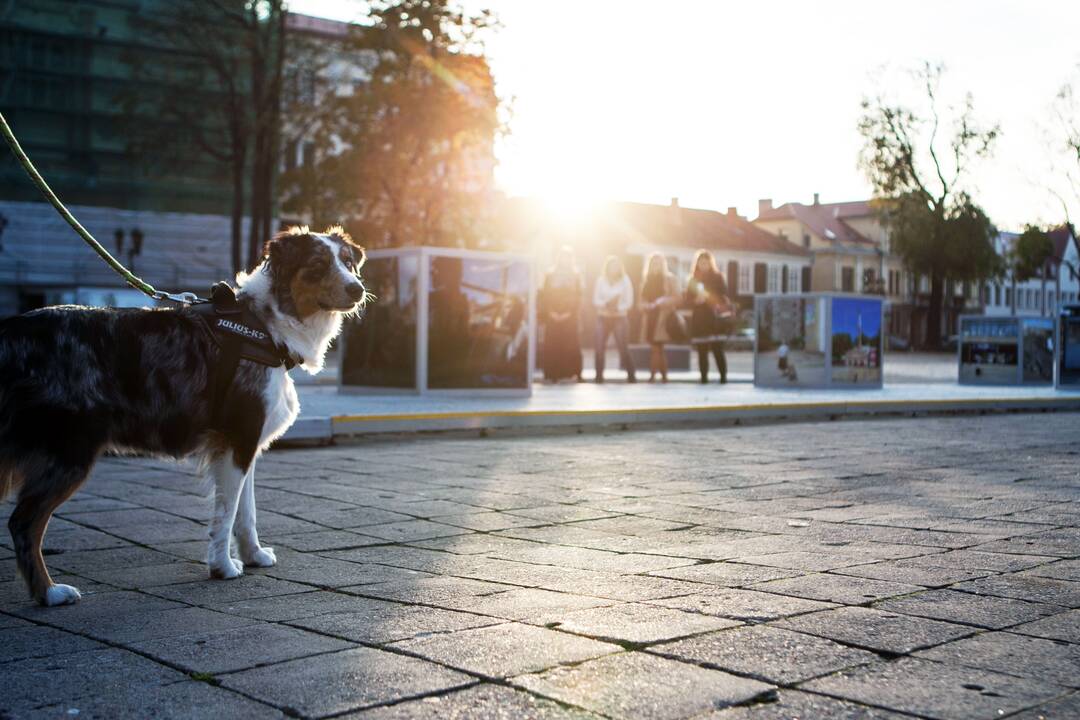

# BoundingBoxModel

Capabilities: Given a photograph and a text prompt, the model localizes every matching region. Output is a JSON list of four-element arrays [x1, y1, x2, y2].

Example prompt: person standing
[[593, 255, 636, 383], [639, 252, 679, 382], [540, 246, 584, 382], [686, 249, 733, 383]]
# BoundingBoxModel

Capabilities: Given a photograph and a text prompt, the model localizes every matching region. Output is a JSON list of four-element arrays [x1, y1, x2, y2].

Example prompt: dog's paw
[[208, 557, 245, 580], [43, 584, 82, 606], [243, 547, 277, 568]]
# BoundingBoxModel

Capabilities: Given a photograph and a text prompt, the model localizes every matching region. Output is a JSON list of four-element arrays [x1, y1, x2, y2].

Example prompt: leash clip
[[154, 290, 203, 305]]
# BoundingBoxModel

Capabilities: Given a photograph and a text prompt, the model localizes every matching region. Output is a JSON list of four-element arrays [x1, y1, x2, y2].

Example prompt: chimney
[[726, 206, 738, 219], [670, 197, 679, 208], [758, 198, 773, 216], [669, 197, 681, 226], [813, 192, 820, 205]]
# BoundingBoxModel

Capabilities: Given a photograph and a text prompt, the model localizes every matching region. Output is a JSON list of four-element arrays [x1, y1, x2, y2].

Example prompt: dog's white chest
[[260, 367, 299, 448]]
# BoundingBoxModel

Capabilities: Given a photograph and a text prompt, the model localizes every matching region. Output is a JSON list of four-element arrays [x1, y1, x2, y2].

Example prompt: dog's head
[[262, 226, 367, 319]]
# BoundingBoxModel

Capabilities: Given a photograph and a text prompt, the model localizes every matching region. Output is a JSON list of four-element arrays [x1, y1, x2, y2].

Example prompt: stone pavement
[[2, 413, 1079, 719]]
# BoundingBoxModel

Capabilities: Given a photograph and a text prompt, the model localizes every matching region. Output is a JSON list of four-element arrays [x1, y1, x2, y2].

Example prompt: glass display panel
[[830, 297, 882, 385], [340, 255, 418, 388], [427, 256, 530, 389], [1062, 315, 1080, 384], [1021, 318, 1054, 383], [755, 296, 828, 386]]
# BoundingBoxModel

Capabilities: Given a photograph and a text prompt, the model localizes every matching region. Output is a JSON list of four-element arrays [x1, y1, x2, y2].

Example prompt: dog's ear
[[325, 225, 366, 270]]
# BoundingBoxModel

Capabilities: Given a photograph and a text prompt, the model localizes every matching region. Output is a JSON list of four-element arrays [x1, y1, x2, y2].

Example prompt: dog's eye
[[340, 252, 355, 271]]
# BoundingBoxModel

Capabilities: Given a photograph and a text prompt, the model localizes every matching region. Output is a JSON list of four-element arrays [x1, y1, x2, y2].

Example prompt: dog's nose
[[346, 282, 366, 301]]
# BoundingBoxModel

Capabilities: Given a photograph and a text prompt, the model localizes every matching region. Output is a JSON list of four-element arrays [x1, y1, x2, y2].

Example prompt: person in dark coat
[[540, 246, 584, 382], [685, 249, 733, 383], [639, 252, 679, 382]]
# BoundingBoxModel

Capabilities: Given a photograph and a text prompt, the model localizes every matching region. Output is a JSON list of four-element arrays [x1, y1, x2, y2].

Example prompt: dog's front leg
[[235, 464, 276, 568], [207, 454, 247, 579]]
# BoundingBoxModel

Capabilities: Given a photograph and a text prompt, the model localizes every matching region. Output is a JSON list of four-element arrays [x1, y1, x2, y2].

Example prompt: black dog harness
[[191, 283, 300, 422]]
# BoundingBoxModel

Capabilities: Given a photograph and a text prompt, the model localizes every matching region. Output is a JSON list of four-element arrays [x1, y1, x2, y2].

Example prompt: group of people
[[540, 247, 734, 384]]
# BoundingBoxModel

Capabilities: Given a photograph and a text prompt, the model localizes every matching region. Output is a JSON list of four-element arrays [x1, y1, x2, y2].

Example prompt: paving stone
[[441, 588, 612, 623], [32, 681, 287, 720], [1021, 559, 1080, 582], [208, 589, 380, 622], [832, 560, 991, 587], [0, 647, 186, 715], [899, 549, 1060, 573], [288, 598, 500, 644], [512, 652, 774, 720], [344, 683, 604, 719], [1009, 609, 1080, 643], [353, 519, 470, 543], [1007, 690, 1080, 720], [648, 562, 802, 587], [391, 622, 620, 678], [262, 551, 434, 587], [534, 572, 710, 601], [346, 576, 514, 605], [78, 560, 210, 589], [553, 602, 740, 644], [916, 632, 1080, 689], [702, 689, 910, 718], [47, 545, 186, 573], [803, 657, 1065, 719], [732, 551, 871, 572], [221, 646, 474, 717], [653, 624, 878, 684], [650, 588, 835, 623], [146, 575, 312, 605], [10, 589, 183, 623], [877, 589, 1062, 629], [749, 573, 922, 605], [951, 574, 1080, 607], [0, 612, 29, 629], [131, 622, 354, 674], [268, 529, 385, 552], [0, 625, 104, 664], [432, 511, 545, 532], [773, 606, 974, 654], [73, 606, 259, 645]]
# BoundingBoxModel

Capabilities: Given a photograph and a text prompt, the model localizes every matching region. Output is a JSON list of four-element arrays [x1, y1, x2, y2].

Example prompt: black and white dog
[[0, 227, 365, 606]]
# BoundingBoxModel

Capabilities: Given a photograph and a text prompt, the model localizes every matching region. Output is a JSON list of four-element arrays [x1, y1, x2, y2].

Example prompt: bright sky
[[297, 1, 1080, 230]]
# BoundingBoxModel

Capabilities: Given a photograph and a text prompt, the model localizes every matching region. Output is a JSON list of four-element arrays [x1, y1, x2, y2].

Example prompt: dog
[[0, 226, 365, 606]]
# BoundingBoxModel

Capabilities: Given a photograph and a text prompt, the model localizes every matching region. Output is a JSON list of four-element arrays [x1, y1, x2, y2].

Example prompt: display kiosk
[[754, 293, 884, 388], [338, 247, 535, 396], [1058, 304, 1080, 388], [957, 315, 1054, 385]]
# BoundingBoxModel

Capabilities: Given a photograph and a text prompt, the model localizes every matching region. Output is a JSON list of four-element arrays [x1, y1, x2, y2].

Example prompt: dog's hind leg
[[235, 466, 276, 568], [8, 459, 91, 606], [206, 453, 248, 580]]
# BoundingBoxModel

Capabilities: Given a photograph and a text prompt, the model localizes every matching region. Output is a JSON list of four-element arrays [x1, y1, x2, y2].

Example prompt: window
[[767, 265, 780, 294], [802, 233, 811, 248], [738, 264, 751, 295], [994, 284, 1001, 306], [983, 285, 991, 305], [754, 263, 768, 294], [1006, 288, 1013, 307], [787, 266, 800, 294], [841, 267, 855, 292]]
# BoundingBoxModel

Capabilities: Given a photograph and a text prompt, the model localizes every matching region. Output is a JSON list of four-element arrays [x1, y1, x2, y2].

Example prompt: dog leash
[[0, 111, 200, 305]]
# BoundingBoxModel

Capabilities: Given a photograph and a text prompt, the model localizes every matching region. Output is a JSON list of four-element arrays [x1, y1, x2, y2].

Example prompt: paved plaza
[[2, 413, 1079, 719]]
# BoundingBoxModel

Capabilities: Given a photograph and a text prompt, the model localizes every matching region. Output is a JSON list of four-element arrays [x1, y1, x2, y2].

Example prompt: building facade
[[0, 0, 247, 316], [982, 226, 1080, 318]]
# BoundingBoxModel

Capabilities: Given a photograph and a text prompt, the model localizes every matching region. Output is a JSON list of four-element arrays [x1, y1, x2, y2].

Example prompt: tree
[[859, 63, 1001, 348], [124, 0, 291, 273], [1050, 67, 1080, 225], [281, 0, 502, 248]]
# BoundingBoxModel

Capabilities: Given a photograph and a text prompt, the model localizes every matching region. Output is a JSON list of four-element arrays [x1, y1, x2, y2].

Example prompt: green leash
[[0, 111, 198, 304]]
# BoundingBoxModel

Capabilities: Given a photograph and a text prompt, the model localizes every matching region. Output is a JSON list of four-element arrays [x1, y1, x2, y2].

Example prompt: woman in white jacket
[[593, 255, 636, 383]]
